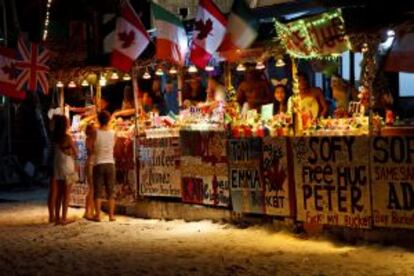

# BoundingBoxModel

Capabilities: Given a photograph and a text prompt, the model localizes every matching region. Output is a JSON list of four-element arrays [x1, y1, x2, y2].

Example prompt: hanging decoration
[[42, 0, 53, 41], [275, 9, 351, 59]]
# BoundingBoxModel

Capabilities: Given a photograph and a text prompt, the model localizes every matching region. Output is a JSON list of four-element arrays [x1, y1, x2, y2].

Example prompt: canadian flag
[[111, 0, 150, 72], [0, 46, 25, 100], [190, 0, 227, 68]]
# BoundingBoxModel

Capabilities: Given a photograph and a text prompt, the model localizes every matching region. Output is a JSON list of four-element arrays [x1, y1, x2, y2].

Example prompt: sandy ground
[[0, 189, 413, 276]]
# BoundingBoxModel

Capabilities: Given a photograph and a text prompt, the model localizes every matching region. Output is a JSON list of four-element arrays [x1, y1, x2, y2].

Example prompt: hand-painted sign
[[139, 137, 181, 197], [275, 9, 350, 58], [371, 136, 414, 229], [69, 135, 88, 207], [180, 131, 229, 206], [114, 136, 137, 202], [292, 136, 371, 228], [262, 137, 293, 217], [229, 138, 265, 214]]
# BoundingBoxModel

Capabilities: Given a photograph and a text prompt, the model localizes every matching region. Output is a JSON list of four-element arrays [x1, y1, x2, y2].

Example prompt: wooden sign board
[[292, 136, 371, 228]]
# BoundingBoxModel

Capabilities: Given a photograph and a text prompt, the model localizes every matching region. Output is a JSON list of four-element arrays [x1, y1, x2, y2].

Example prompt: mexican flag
[[219, 0, 258, 54], [152, 2, 188, 66], [190, 0, 227, 68], [111, 0, 150, 72]]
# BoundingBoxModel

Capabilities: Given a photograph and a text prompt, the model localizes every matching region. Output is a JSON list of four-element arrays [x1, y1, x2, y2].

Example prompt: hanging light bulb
[[56, 81, 64, 88], [155, 68, 164, 76], [275, 58, 286, 67], [81, 80, 89, 87], [110, 71, 119, 80], [143, 71, 151, 79], [205, 65, 214, 72], [255, 61, 266, 70], [188, 65, 198, 73], [68, 80, 76, 88], [236, 63, 246, 72], [122, 73, 131, 81], [99, 75, 107, 86], [169, 67, 178, 74]]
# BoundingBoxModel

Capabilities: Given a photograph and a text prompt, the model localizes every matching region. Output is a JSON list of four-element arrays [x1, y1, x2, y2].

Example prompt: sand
[[0, 188, 413, 275]]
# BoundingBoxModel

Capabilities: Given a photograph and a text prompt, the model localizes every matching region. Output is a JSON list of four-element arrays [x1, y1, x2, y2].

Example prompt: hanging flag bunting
[[275, 9, 351, 59], [190, 0, 227, 68], [0, 46, 26, 100], [152, 2, 188, 66], [15, 37, 50, 94], [111, 0, 150, 72], [219, 0, 258, 53]]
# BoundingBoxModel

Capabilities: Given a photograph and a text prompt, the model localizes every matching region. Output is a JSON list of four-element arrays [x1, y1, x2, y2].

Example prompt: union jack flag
[[15, 37, 50, 94]]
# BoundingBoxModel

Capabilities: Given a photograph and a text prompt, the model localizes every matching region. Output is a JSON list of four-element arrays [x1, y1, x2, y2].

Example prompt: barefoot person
[[83, 123, 96, 220], [53, 115, 78, 225], [47, 116, 57, 223], [93, 111, 116, 222]]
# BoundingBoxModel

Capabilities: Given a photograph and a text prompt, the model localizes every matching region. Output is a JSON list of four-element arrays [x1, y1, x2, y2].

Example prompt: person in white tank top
[[92, 111, 116, 222]]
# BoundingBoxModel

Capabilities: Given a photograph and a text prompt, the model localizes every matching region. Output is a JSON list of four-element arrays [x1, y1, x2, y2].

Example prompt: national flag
[[219, 0, 259, 55], [189, 0, 227, 68], [385, 28, 414, 72], [152, 2, 188, 66], [15, 37, 50, 94], [0, 46, 26, 100], [111, 0, 150, 72]]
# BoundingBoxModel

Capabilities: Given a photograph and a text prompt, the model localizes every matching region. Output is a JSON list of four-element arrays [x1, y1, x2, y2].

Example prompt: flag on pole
[[15, 37, 50, 94], [152, 2, 188, 66], [0, 46, 26, 100], [111, 0, 150, 72], [189, 0, 227, 68], [219, 0, 258, 53]]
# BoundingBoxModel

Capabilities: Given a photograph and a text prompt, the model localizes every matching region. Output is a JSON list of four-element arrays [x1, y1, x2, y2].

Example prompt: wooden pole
[[224, 62, 235, 102], [177, 70, 183, 108], [131, 65, 141, 135], [96, 78, 102, 113], [291, 57, 302, 136]]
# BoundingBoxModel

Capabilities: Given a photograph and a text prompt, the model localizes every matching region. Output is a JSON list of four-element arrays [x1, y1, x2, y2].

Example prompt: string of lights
[[42, 0, 53, 41]]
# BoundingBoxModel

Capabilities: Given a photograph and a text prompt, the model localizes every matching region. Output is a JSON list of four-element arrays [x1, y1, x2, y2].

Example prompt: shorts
[[93, 163, 116, 199]]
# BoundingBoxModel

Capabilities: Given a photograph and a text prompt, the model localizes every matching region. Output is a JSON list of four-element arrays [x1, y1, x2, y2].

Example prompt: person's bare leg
[[108, 198, 116, 221], [54, 181, 63, 225], [88, 185, 95, 218], [94, 199, 102, 221], [61, 181, 71, 224], [84, 167, 94, 219], [48, 176, 57, 223], [84, 185, 94, 219]]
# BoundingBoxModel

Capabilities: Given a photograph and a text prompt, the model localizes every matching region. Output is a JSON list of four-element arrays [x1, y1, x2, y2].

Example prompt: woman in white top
[[53, 115, 77, 225], [92, 111, 116, 222]]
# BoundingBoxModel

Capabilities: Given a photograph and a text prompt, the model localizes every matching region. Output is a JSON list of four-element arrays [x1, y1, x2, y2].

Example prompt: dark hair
[[53, 115, 68, 144], [297, 72, 309, 82], [274, 84, 287, 92], [85, 123, 95, 136], [97, 111, 111, 126]]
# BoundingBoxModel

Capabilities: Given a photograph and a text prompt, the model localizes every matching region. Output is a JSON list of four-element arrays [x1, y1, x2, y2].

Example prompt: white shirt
[[94, 129, 115, 165]]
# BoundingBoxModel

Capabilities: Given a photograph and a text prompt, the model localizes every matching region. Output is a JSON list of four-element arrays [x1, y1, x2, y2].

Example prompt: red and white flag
[[15, 37, 50, 94], [111, 0, 150, 72], [0, 46, 26, 100], [190, 0, 227, 68]]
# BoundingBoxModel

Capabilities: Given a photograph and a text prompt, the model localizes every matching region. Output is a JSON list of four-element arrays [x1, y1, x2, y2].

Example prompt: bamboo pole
[[177, 70, 183, 108], [131, 65, 142, 137], [291, 57, 302, 136]]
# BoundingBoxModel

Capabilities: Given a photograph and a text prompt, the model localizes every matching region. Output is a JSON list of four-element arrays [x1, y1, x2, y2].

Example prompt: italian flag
[[152, 2, 188, 66], [190, 0, 227, 68], [219, 0, 258, 55]]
